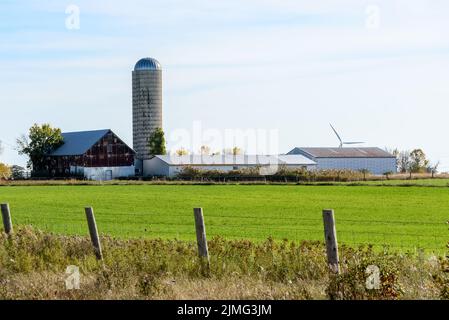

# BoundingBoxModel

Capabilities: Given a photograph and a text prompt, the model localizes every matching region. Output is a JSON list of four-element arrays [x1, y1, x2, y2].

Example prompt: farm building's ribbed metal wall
[[314, 157, 397, 175], [288, 147, 397, 175]]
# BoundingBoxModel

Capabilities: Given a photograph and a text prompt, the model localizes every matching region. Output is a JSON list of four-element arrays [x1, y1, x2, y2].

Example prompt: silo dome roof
[[134, 57, 161, 71]]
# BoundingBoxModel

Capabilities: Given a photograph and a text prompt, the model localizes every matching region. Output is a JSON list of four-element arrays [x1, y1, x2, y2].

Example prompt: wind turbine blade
[[343, 142, 365, 145], [329, 123, 342, 144]]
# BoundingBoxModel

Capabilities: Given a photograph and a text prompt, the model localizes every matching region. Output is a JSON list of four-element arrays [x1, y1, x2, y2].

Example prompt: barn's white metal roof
[[155, 154, 316, 166]]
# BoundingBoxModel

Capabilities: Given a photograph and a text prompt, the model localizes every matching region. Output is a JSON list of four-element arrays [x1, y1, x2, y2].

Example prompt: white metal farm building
[[143, 154, 316, 177], [287, 147, 396, 175]]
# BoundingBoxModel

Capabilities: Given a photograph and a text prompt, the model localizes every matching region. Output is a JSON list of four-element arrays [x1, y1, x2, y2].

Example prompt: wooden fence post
[[193, 208, 210, 271], [1, 203, 13, 235], [322, 209, 340, 274], [85, 207, 103, 260]]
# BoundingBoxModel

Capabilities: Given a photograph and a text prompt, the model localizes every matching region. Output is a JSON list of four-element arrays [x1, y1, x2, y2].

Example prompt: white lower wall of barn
[[83, 166, 135, 181]]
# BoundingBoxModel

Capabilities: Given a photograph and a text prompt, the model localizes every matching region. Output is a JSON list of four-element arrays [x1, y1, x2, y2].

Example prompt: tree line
[[389, 148, 439, 176]]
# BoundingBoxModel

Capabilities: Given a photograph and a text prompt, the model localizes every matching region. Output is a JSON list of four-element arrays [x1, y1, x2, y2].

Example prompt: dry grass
[[152, 277, 327, 300], [0, 273, 325, 300], [0, 227, 448, 300]]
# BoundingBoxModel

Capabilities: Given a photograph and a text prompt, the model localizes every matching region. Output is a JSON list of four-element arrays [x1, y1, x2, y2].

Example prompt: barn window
[[107, 144, 113, 154]]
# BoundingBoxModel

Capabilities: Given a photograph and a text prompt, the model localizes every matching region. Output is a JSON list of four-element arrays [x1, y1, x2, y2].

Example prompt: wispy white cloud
[[1, 1, 449, 170]]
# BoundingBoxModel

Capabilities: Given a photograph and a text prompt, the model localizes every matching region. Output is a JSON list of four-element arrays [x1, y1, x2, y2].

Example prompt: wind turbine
[[329, 124, 364, 148]]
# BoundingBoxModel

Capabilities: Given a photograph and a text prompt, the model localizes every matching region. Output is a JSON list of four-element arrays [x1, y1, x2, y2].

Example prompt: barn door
[[105, 170, 113, 181]]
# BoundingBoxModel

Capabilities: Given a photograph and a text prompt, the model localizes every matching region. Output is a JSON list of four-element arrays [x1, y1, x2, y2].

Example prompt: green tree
[[176, 148, 189, 156], [409, 149, 429, 173], [391, 149, 411, 173], [224, 147, 243, 155], [148, 127, 166, 155], [16, 123, 63, 174], [427, 161, 439, 178], [232, 147, 242, 156], [11, 165, 26, 180]]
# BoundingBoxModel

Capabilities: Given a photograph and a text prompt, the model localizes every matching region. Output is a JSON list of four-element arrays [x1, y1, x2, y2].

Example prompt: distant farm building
[[287, 147, 396, 175], [144, 154, 316, 177], [46, 129, 136, 180]]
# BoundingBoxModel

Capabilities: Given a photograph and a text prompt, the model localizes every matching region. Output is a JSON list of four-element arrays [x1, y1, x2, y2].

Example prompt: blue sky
[[1, 1, 449, 170]]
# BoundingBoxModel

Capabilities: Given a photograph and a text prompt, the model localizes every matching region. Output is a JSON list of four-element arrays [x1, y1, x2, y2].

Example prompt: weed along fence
[[1, 202, 344, 272], [1, 202, 448, 264]]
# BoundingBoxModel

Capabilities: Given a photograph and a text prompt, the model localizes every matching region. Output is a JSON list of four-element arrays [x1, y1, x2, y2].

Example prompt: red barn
[[45, 129, 136, 180]]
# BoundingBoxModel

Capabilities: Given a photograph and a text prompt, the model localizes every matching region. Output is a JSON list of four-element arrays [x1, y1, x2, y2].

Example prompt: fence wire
[[10, 214, 448, 254]]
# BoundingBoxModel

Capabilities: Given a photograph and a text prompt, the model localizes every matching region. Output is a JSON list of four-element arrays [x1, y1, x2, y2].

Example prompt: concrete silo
[[132, 57, 163, 166]]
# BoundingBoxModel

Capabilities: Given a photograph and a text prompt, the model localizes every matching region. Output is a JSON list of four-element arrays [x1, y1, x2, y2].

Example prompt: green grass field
[[1, 184, 448, 252]]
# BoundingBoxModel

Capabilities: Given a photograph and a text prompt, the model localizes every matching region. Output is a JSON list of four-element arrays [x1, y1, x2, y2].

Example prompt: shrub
[[0, 163, 11, 180], [326, 246, 403, 300], [175, 165, 368, 182], [433, 256, 449, 299]]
